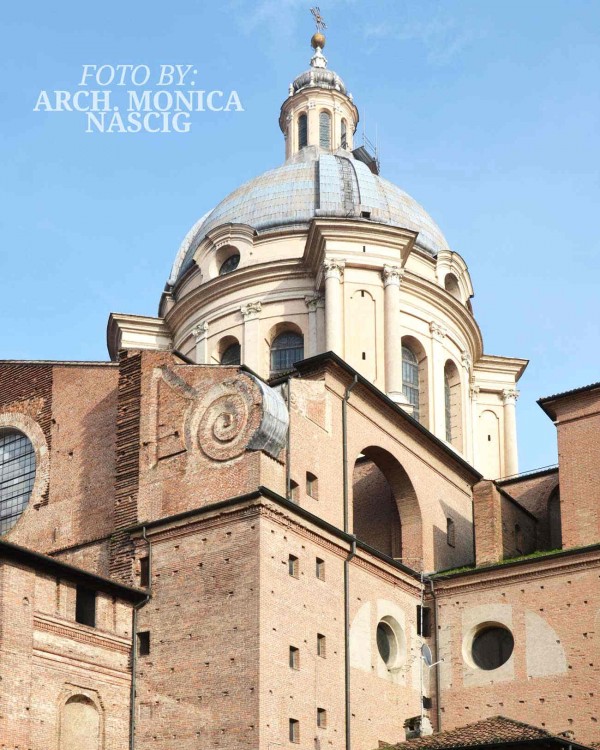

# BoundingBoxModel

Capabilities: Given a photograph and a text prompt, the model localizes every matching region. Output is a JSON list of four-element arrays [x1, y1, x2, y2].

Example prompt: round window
[[219, 253, 240, 276], [471, 625, 514, 670], [0, 428, 36, 535], [376, 618, 405, 669]]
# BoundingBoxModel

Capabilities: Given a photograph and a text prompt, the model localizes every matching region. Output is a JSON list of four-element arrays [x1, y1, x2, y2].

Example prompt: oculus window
[[471, 625, 514, 670], [0, 429, 36, 535], [219, 253, 240, 276]]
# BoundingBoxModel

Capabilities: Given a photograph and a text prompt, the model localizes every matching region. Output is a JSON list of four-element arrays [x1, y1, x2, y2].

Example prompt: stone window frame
[[0, 412, 50, 525]]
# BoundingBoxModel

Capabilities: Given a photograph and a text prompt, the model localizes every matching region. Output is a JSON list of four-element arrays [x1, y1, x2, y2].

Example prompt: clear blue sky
[[1, 1, 599, 472]]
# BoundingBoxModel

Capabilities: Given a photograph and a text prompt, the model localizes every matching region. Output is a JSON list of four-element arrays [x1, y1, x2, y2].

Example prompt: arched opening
[[319, 111, 331, 149], [270, 330, 304, 376], [60, 695, 100, 750], [548, 486, 562, 549], [444, 273, 461, 301], [444, 359, 463, 451], [221, 342, 241, 366], [352, 447, 422, 568], [0, 428, 36, 535], [341, 118, 348, 149], [298, 113, 308, 149], [401, 337, 429, 428]]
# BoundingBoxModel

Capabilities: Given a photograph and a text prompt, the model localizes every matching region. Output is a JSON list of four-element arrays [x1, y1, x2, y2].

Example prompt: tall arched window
[[298, 113, 308, 149], [341, 119, 347, 149], [444, 371, 452, 443], [270, 331, 304, 375], [319, 111, 331, 149], [221, 342, 241, 366], [402, 346, 420, 421], [444, 360, 463, 451]]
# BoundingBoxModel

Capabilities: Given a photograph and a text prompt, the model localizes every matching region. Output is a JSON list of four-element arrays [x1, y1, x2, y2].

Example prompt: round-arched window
[[298, 113, 308, 149], [0, 429, 36, 535], [402, 345, 420, 421], [319, 111, 331, 149], [270, 332, 304, 375], [471, 625, 514, 670], [219, 253, 240, 276], [221, 342, 241, 366]]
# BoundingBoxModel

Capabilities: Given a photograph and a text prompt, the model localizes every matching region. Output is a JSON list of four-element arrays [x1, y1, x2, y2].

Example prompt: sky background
[[1, 0, 599, 472]]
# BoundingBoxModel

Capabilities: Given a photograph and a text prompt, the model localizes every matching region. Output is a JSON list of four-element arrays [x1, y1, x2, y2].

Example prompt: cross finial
[[310, 6, 327, 32]]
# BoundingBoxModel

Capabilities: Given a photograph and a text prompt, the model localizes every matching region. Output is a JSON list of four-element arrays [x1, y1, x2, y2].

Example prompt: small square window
[[316, 558, 325, 580], [75, 585, 96, 628], [306, 472, 318, 499], [317, 633, 326, 658], [139, 556, 150, 588], [290, 480, 299, 503], [138, 631, 150, 656], [317, 708, 327, 728], [289, 646, 300, 670], [289, 718, 300, 743], [288, 555, 299, 578]]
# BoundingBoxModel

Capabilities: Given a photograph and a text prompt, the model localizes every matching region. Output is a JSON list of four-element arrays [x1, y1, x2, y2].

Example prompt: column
[[429, 321, 448, 440], [304, 294, 324, 358], [192, 322, 209, 364], [470, 382, 480, 470], [382, 265, 405, 402], [240, 301, 262, 374], [323, 259, 345, 355], [461, 351, 473, 462], [502, 388, 519, 476]]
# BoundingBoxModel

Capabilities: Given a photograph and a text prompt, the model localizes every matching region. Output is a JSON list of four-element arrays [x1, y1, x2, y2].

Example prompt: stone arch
[[352, 446, 422, 568], [444, 359, 463, 451], [444, 273, 461, 301], [59, 693, 103, 750], [401, 335, 429, 428]]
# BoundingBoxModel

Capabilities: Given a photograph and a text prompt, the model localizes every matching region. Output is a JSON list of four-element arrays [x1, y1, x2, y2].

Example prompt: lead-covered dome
[[169, 150, 448, 285]]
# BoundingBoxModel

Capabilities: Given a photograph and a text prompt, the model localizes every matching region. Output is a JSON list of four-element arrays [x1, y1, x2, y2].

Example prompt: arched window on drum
[[402, 346, 420, 421], [270, 331, 304, 376]]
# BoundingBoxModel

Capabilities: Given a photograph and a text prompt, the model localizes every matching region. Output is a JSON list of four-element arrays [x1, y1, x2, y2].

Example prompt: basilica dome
[[168, 149, 449, 285]]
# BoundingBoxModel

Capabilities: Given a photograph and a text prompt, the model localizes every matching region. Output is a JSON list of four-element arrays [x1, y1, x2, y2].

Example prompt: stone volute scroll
[[186, 373, 288, 462]]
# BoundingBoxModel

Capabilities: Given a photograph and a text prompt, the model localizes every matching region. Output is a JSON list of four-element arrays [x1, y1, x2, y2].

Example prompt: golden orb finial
[[311, 31, 326, 49]]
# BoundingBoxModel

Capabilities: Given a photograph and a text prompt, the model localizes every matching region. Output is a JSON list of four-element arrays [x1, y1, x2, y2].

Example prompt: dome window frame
[[219, 252, 241, 276]]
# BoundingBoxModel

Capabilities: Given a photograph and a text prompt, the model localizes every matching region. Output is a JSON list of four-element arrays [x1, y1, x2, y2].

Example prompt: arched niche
[[401, 335, 429, 429], [59, 694, 102, 750], [444, 273, 462, 301], [352, 446, 422, 568], [267, 321, 304, 377], [444, 359, 463, 452], [214, 334, 241, 365]]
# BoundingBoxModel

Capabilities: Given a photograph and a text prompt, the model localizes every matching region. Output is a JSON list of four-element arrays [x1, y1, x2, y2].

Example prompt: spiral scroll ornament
[[191, 378, 261, 461]]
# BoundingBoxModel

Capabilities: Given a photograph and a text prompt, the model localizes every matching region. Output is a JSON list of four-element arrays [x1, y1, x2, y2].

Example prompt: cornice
[[33, 612, 131, 655]]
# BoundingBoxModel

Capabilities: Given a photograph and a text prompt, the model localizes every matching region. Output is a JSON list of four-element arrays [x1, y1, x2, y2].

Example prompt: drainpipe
[[342, 375, 358, 750], [130, 527, 152, 750], [286, 377, 292, 500], [429, 578, 442, 732]]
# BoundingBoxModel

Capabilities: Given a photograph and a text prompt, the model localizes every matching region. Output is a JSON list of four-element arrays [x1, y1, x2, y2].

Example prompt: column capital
[[429, 320, 448, 341], [461, 350, 473, 371], [191, 321, 209, 341], [470, 381, 480, 399], [502, 388, 519, 405], [323, 258, 346, 281], [240, 301, 262, 321], [382, 264, 404, 288], [304, 294, 325, 312]]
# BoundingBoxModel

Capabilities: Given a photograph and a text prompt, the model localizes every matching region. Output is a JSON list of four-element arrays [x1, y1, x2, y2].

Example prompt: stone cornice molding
[[382, 264, 404, 288], [240, 301, 262, 321], [33, 613, 131, 656], [502, 388, 519, 405]]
